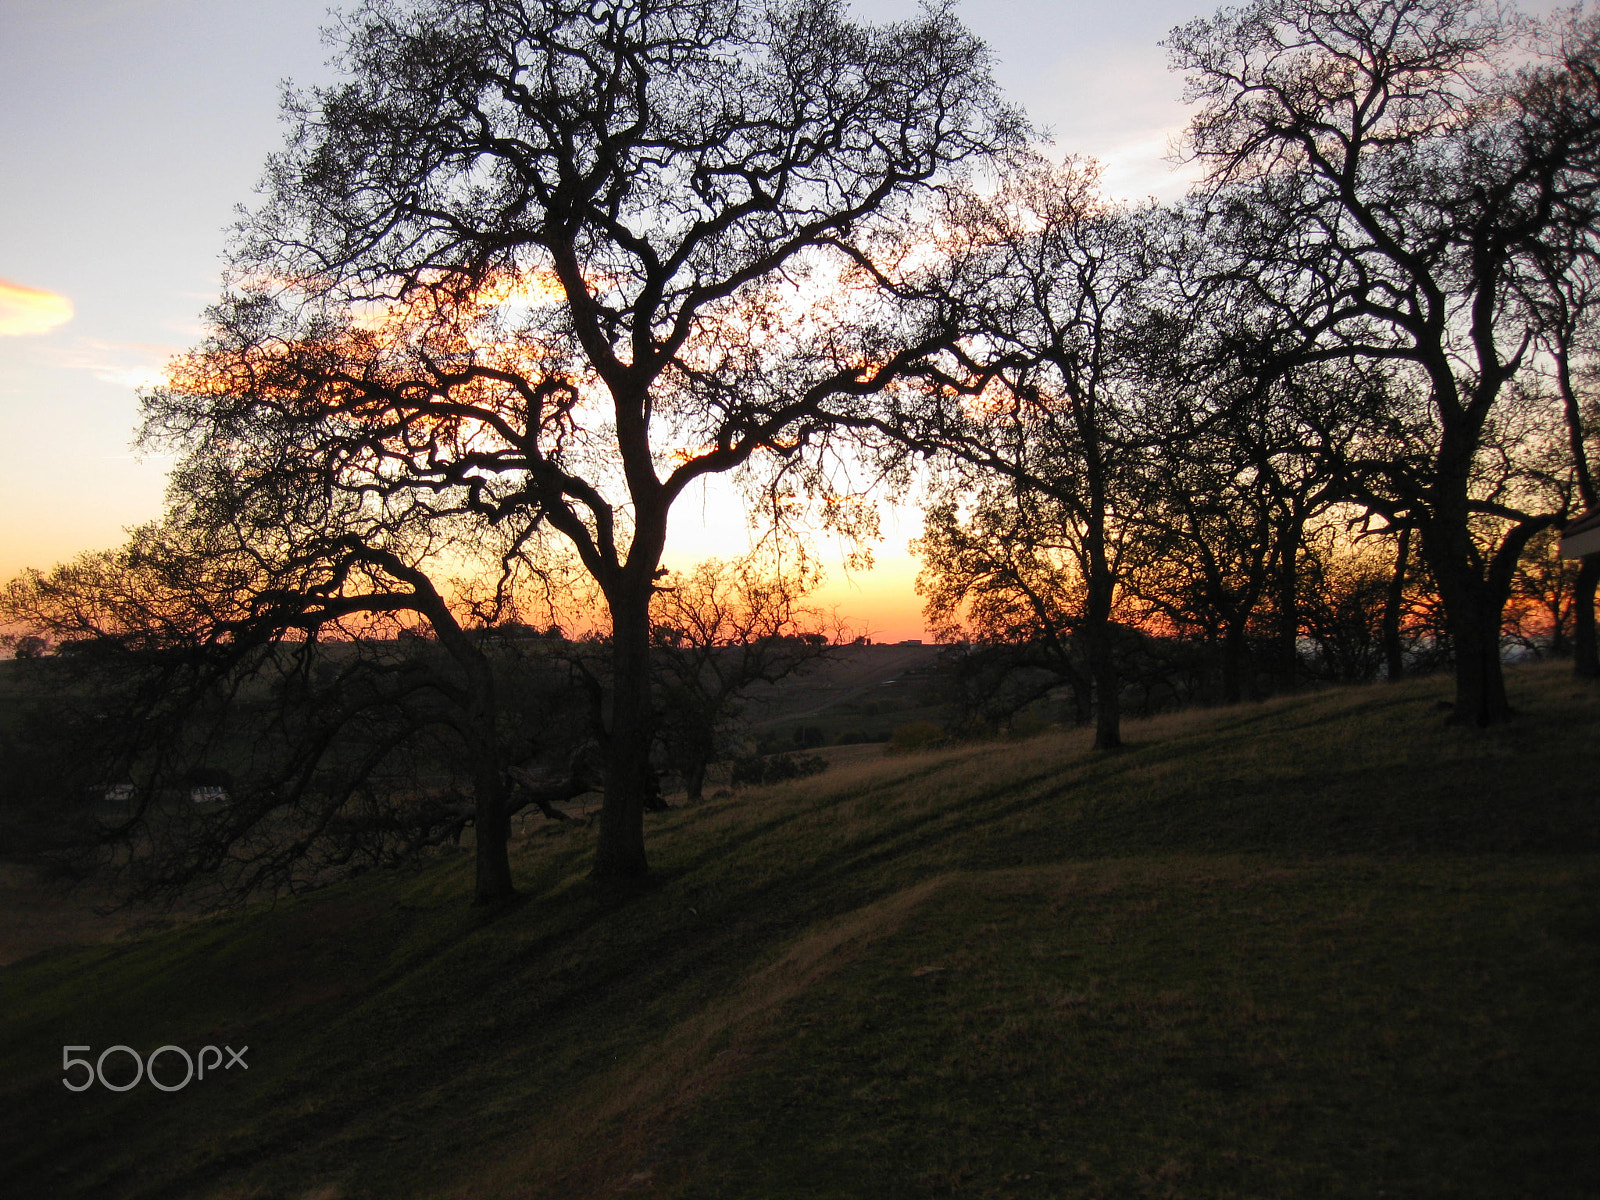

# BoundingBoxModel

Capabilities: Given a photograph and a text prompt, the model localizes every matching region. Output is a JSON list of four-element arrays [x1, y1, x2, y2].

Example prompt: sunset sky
[[0, 0, 1212, 641]]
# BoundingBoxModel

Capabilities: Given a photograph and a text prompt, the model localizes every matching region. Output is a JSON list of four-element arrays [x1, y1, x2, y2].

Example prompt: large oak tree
[[143, 0, 1020, 882], [893, 160, 1171, 750], [1168, 0, 1600, 724]]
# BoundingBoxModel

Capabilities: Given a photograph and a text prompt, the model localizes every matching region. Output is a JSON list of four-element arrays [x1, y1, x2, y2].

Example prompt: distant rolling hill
[[740, 641, 945, 734]]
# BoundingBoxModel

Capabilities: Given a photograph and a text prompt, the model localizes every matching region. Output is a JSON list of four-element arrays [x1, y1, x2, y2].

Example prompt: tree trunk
[[684, 758, 707, 803], [471, 756, 516, 905], [1415, 447, 1524, 726], [1083, 482, 1121, 750], [1088, 627, 1121, 750], [428, 606, 517, 905], [1067, 676, 1092, 725], [1053, 655, 1092, 725], [1557, 344, 1597, 679], [1383, 525, 1411, 683], [1220, 621, 1248, 705], [1444, 593, 1513, 726], [1084, 595, 1121, 751], [1575, 554, 1600, 680], [1424, 513, 1515, 725], [1275, 517, 1301, 693], [593, 581, 653, 881]]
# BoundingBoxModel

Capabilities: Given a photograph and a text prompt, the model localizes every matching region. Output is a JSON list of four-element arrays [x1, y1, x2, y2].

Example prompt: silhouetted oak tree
[[893, 160, 1172, 750], [1168, 0, 1600, 725], [142, 0, 1020, 881], [1514, 15, 1600, 677]]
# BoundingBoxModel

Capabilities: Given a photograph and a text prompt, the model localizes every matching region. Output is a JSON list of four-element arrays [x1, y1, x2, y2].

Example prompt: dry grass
[[464, 874, 957, 1199], [0, 860, 196, 967], [2, 662, 1597, 1199]]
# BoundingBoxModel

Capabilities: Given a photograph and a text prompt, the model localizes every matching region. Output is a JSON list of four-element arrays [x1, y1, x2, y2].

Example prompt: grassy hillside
[[2, 663, 1597, 1199]]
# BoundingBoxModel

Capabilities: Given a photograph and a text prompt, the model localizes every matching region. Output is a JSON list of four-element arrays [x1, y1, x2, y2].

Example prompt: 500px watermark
[[61, 1044, 248, 1092]]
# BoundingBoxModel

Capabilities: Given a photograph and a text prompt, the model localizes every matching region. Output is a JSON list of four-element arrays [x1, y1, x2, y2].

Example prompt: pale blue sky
[[0, 0, 1207, 635]]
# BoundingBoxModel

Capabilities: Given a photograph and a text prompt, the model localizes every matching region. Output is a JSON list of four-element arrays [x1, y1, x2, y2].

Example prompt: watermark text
[[62, 1044, 248, 1092]]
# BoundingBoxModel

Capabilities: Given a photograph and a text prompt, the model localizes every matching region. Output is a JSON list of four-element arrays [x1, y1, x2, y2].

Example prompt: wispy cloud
[[39, 337, 176, 389], [0, 278, 74, 337]]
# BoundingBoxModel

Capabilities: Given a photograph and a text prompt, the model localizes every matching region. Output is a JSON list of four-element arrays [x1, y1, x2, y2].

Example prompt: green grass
[[2, 663, 1598, 1199]]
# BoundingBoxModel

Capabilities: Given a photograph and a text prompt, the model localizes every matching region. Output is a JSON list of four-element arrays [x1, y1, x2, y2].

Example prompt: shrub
[[11, 635, 48, 660], [1007, 711, 1051, 739], [887, 720, 946, 754], [834, 728, 889, 745], [730, 753, 828, 787]]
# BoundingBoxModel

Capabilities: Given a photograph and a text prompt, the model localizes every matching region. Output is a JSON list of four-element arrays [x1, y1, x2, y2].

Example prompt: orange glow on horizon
[[808, 544, 934, 644]]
